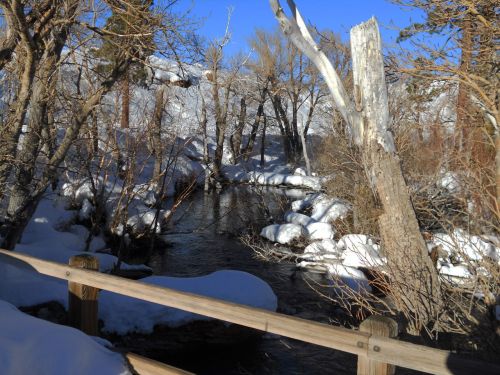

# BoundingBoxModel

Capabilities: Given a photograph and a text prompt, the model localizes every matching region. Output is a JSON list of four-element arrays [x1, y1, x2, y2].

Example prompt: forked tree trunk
[[270, 0, 442, 334], [350, 19, 441, 334]]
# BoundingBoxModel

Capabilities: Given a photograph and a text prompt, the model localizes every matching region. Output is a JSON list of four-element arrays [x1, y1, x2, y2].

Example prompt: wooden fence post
[[68, 254, 99, 336], [357, 316, 398, 375]]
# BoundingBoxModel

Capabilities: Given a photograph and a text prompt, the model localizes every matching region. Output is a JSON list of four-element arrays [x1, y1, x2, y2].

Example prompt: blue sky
[[177, 0, 425, 55]]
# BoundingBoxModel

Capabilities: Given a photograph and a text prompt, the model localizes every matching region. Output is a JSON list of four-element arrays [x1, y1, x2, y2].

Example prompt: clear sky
[[178, 0, 425, 55]]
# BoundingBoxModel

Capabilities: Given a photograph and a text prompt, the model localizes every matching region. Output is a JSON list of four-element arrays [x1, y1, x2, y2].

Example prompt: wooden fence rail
[[0, 249, 498, 375]]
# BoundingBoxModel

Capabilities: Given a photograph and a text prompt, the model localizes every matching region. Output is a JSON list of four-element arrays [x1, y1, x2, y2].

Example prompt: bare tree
[[0, 0, 190, 249]]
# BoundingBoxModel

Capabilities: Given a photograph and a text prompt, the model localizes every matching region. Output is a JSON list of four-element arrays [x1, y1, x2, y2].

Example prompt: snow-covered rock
[[260, 223, 304, 245], [294, 167, 307, 176], [325, 263, 372, 293], [337, 234, 376, 250], [337, 234, 384, 268], [248, 171, 322, 190], [310, 196, 351, 223], [284, 211, 316, 227], [291, 193, 322, 212], [302, 239, 341, 261], [305, 222, 335, 241]]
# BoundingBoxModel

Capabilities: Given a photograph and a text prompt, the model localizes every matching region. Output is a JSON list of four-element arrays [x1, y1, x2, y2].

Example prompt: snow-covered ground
[[0, 191, 278, 372]]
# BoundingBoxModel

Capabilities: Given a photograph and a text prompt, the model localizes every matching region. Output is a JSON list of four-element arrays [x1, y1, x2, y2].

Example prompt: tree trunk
[[242, 94, 266, 161], [230, 96, 246, 164], [198, 94, 210, 191], [300, 123, 311, 176], [0, 40, 36, 200], [271, 93, 295, 161], [350, 18, 441, 334], [152, 85, 166, 183], [120, 73, 130, 129], [260, 115, 267, 167]]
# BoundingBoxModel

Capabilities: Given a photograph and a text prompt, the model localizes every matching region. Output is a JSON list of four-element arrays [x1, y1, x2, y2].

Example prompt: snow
[[437, 171, 460, 193], [246, 171, 322, 190], [437, 261, 472, 282], [78, 198, 94, 221], [432, 229, 498, 262], [338, 236, 384, 268], [302, 239, 341, 261], [0, 300, 130, 375], [291, 193, 322, 212], [293, 167, 307, 176], [260, 223, 304, 245], [310, 196, 351, 223], [0, 194, 278, 338], [291, 194, 351, 223], [337, 234, 376, 250], [325, 263, 372, 293], [99, 270, 277, 334], [305, 222, 335, 241]]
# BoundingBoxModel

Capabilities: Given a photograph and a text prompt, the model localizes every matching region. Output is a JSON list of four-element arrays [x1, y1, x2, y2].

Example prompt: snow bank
[[13, 198, 151, 273], [99, 270, 277, 334], [0, 300, 129, 375], [260, 223, 305, 245]]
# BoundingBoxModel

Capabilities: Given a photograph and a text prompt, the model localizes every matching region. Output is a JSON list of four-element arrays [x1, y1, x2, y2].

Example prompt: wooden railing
[[0, 249, 498, 375]]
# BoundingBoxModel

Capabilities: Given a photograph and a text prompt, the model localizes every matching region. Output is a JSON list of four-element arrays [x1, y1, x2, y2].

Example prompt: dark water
[[132, 186, 358, 375]]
